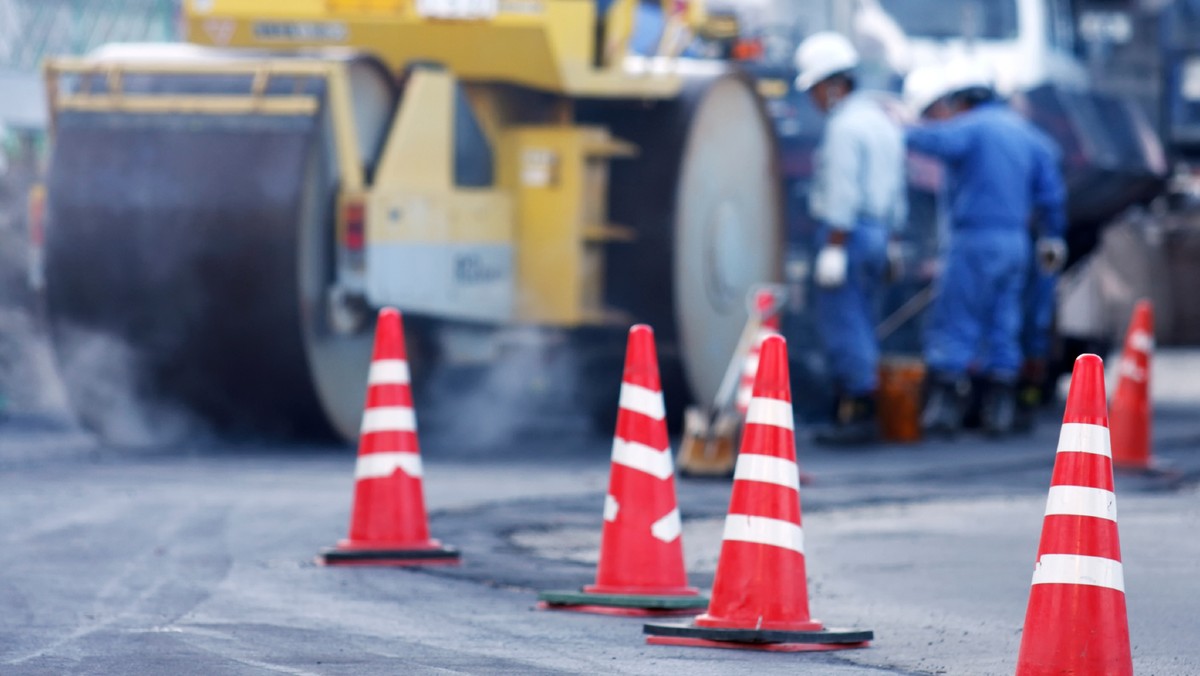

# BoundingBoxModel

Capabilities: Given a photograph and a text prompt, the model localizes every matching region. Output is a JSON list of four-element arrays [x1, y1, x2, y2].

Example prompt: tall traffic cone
[[735, 289, 783, 416], [646, 335, 872, 651], [318, 308, 459, 566], [1015, 354, 1131, 675], [1110, 299, 1155, 471], [539, 325, 707, 615]]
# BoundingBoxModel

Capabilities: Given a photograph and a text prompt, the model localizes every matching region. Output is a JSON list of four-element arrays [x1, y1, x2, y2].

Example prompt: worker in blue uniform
[[795, 32, 907, 445], [907, 64, 1067, 436]]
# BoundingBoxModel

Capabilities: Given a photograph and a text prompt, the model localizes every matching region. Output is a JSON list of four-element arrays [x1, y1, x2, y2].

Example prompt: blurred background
[[0, 0, 1197, 444]]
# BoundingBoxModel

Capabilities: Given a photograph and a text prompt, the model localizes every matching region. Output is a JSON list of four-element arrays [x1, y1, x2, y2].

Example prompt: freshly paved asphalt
[[1, 369, 1198, 674]]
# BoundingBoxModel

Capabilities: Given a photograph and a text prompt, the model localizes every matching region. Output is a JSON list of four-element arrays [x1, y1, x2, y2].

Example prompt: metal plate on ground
[[319, 546, 461, 566], [538, 589, 708, 610], [644, 622, 873, 645]]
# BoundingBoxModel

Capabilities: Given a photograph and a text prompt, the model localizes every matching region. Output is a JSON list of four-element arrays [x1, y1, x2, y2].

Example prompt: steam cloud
[[0, 171, 607, 451], [0, 177, 211, 449], [417, 326, 600, 455], [50, 325, 213, 447], [0, 177, 67, 422]]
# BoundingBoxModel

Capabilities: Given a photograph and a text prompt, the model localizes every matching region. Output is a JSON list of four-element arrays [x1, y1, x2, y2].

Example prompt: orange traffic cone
[[735, 289, 783, 416], [645, 335, 872, 651], [1110, 300, 1155, 471], [318, 308, 459, 566], [1015, 354, 1131, 675], [539, 325, 707, 615]]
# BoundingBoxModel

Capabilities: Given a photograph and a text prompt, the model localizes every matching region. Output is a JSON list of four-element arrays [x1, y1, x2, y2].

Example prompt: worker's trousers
[[1022, 248, 1058, 362], [925, 227, 1030, 380], [814, 220, 889, 395]]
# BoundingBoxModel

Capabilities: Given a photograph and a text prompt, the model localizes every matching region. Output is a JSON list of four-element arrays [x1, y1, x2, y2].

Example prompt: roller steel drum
[[43, 51, 396, 442], [45, 109, 331, 439]]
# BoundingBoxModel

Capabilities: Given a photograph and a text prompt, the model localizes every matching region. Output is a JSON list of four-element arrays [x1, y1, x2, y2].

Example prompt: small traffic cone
[[645, 335, 872, 651], [539, 325, 707, 615], [318, 308, 459, 566], [734, 289, 783, 416], [1110, 300, 1154, 471], [1015, 354, 1131, 675]]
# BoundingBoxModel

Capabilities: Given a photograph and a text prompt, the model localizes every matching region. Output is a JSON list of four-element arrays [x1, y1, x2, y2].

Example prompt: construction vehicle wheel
[[587, 69, 783, 414]]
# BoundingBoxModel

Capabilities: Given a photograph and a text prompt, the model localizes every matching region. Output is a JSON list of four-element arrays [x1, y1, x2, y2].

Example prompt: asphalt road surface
[[2, 375, 1199, 674]]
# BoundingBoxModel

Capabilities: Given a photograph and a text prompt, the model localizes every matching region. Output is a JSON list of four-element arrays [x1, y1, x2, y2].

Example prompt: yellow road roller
[[40, 0, 782, 441]]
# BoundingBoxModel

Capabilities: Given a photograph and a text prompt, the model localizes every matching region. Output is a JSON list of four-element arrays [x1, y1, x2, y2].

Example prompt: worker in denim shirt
[[796, 32, 907, 445]]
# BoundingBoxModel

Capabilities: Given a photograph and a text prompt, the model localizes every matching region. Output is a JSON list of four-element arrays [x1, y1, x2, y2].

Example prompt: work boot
[[813, 394, 879, 446], [980, 378, 1018, 437], [960, 374, 987, 430], [1013, 383, 1041, 433], [921, 373, 968, 438], [1013, 359, 1048, 434]]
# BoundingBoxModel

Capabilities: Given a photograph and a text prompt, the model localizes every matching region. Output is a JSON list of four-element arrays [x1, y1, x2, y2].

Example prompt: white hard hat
[[903, 65, 951, 118], [794, 31, 859, 92], [943, 57, 995, 96]]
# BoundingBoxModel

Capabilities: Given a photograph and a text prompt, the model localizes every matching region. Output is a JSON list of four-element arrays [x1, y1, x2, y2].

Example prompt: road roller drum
[[37, 0, 786, 444]]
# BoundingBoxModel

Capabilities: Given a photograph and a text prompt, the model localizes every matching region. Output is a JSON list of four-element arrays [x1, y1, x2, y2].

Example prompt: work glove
[[1036, 237, 1067, 274], [815, 244, 848, 288]]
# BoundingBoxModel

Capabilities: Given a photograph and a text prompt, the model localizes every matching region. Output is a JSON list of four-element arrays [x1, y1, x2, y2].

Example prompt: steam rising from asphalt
[[0, 309, 213, 447], [0, 181, 70, 426], [50, 326, 213, 447], [417, 327, 600, 454], [0, 184, 210, 448], [1, 177, 604, 449], [0, 306, 69, 416]]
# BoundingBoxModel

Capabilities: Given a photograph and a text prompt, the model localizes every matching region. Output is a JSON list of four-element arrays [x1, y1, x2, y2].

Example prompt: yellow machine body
[[47, 0, 720, 328], [182, 0, 700, 97], [40, 0, 785, 442]]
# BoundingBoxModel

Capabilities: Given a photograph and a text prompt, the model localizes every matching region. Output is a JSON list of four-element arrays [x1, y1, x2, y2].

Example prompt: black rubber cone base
[[318, 545, 460, 567], [644, 622, 872, 651], [538, 590, 709, 616]]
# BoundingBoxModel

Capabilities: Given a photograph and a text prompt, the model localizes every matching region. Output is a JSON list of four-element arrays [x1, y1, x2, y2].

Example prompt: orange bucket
[[878, 356, 924, 443]]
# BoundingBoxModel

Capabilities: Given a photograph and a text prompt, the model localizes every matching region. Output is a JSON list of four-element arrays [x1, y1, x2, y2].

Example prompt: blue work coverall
[[907, 102, 1066, 380], [810, 91, 907, 395]]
